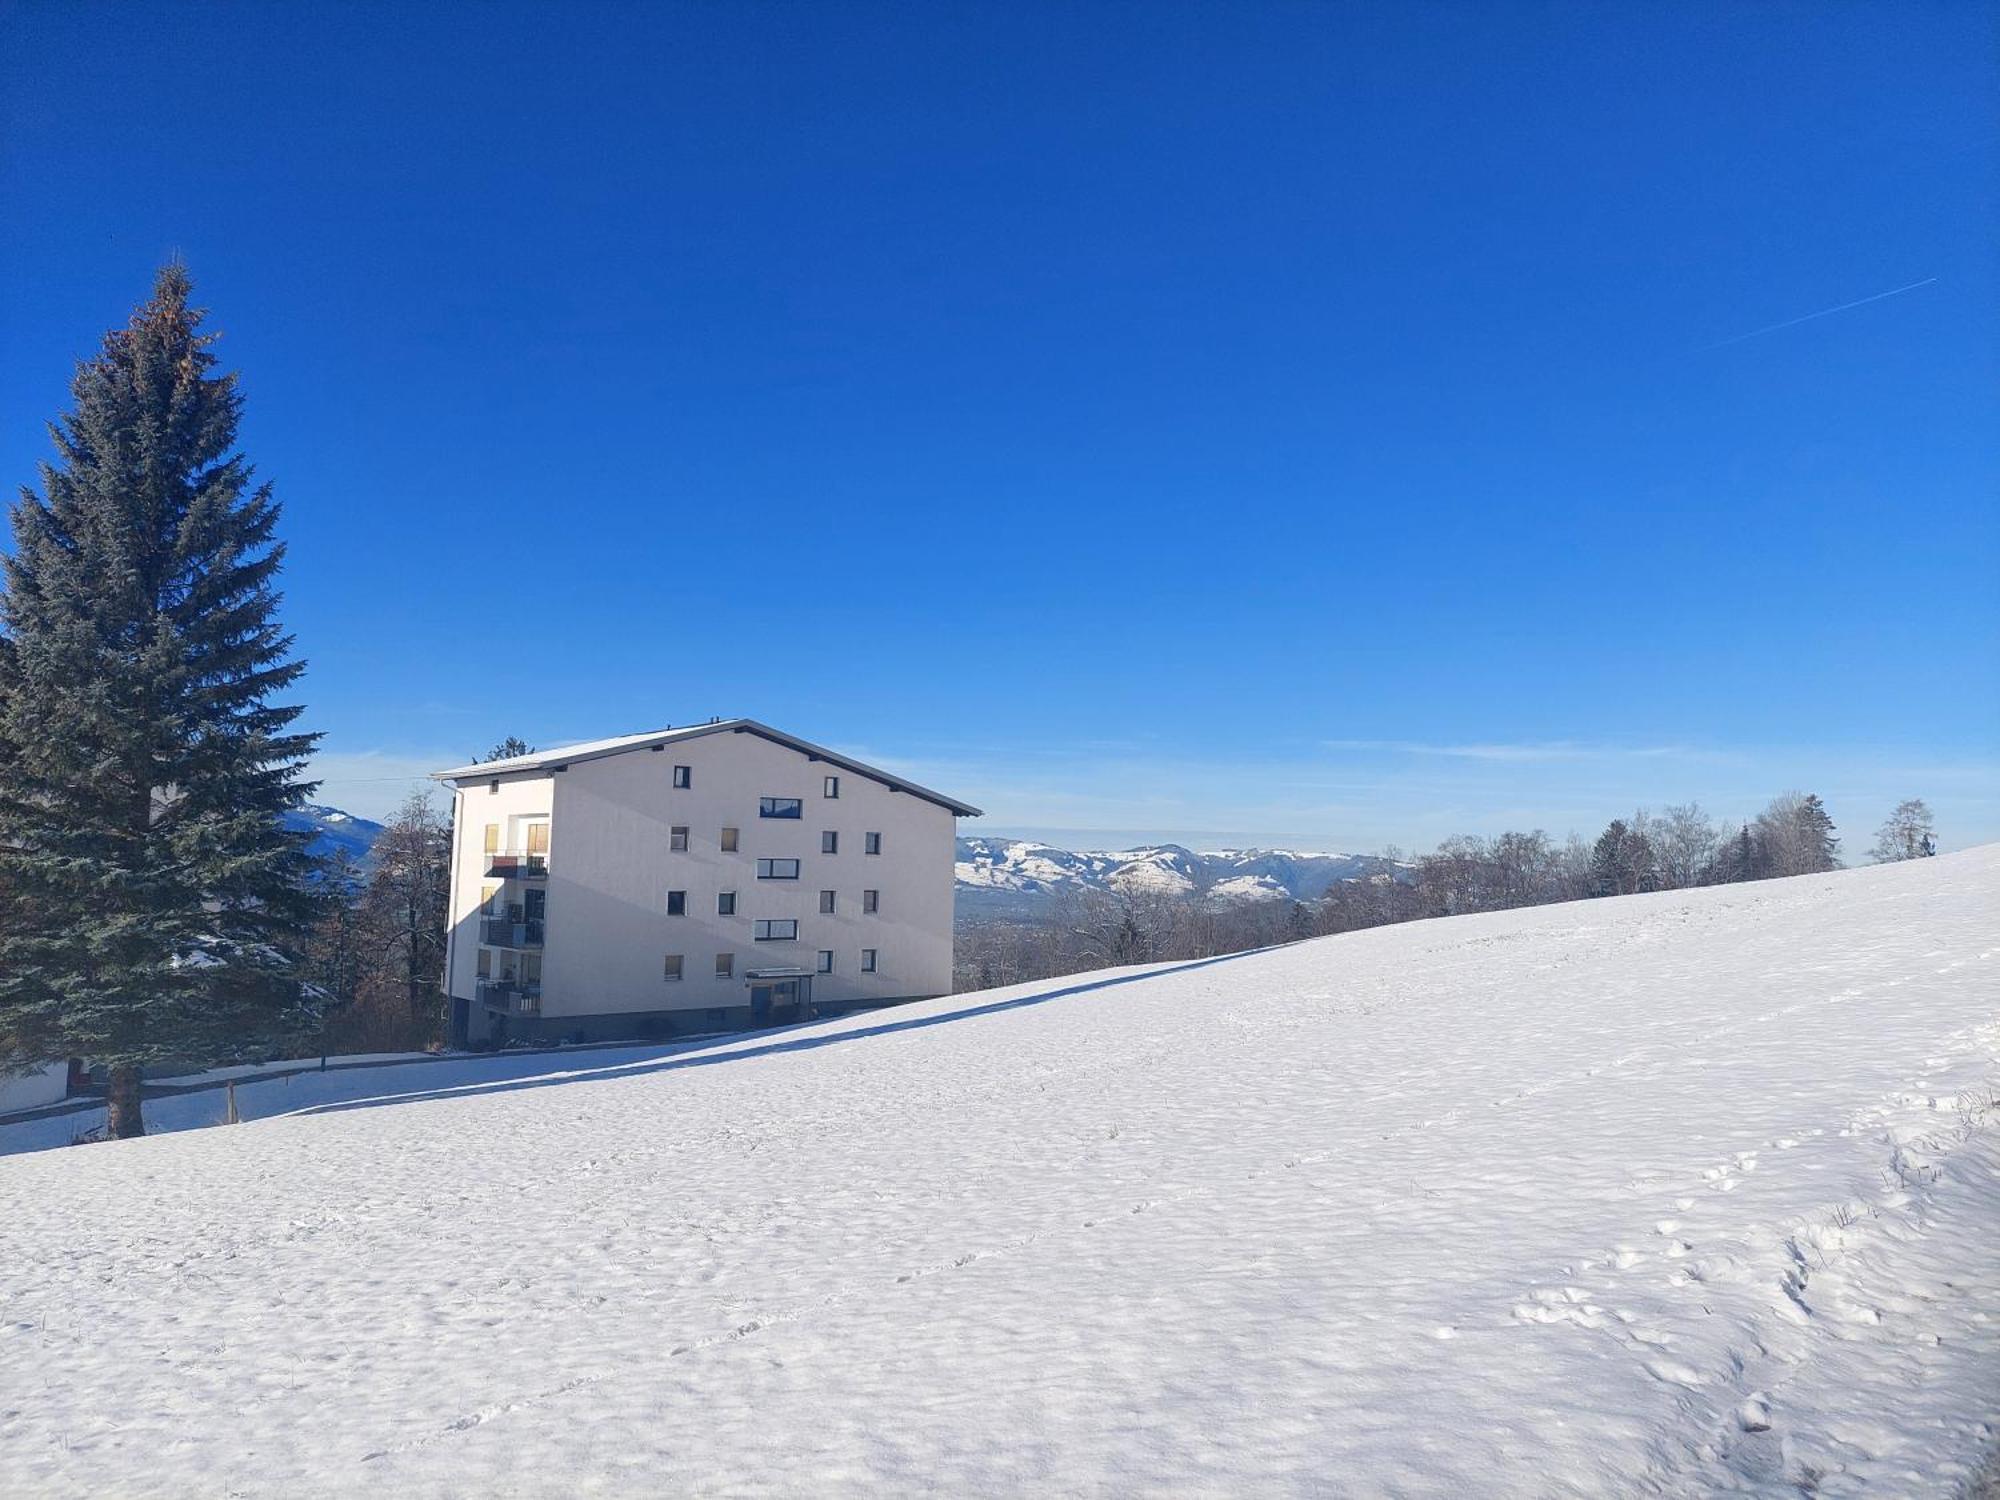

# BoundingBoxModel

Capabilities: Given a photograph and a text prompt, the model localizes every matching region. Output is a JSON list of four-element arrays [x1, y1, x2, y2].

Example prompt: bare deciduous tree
[[1869, 798, 1936, 862], [1754, 791, 1840, 877], [1653, 803, 1723, 890]]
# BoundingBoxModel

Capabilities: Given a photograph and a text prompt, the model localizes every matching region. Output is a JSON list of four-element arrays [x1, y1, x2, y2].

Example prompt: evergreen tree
[[1702, 823, 1766, 884], [1795, 793, 1840, 871], [0, 265, 321, 1136], [484, 736, 533, 761], [1588, 819, 1656, 897], [1754, 791, 1839, 877]]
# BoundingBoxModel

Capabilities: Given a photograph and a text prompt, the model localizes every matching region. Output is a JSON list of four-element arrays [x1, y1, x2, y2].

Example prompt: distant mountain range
[[955, 837, 1407, 922], [285, 804, 386, 869], [280, 806, 1404, 918]]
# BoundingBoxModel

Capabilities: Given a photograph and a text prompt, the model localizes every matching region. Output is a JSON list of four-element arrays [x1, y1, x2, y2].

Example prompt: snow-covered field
[[2, 850, 1995, 1496], [0, 1044, 721, 1157]]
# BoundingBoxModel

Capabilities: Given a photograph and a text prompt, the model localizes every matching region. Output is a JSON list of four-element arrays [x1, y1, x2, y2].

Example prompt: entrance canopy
[[744, 967, 814, 982]]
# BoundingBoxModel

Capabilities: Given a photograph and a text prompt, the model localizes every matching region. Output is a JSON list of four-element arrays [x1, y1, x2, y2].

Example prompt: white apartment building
[[432, 720, 980, 1047]]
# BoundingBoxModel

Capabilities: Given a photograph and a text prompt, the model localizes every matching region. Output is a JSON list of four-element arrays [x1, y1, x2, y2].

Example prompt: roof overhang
[[431, 718, 982, 817]]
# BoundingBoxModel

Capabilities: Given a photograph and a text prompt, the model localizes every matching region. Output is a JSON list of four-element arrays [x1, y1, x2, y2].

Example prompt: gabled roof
[[431, 718, 983, 817]]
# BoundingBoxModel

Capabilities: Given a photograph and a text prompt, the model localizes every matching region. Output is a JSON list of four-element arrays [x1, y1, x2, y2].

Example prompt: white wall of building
[[0, 1061, 68, 1115], [442, 725, 962, 1036], [443, 773, 556, 1011]]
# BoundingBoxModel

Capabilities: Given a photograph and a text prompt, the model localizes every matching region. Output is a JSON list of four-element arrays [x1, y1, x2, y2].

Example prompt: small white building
[[432, 720, 980, 1046], [0, 1060, 69, 1116]]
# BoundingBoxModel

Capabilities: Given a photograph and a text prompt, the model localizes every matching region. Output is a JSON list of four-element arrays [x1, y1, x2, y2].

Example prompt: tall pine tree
[[0, 265, 322, 1136]]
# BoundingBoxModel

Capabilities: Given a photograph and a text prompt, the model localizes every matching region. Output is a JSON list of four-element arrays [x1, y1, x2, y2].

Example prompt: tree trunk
[[105, 1063, 145, 1139]]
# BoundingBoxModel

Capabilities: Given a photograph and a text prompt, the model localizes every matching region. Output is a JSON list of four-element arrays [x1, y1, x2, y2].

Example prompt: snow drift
[[1, 848, 1995, 1496]]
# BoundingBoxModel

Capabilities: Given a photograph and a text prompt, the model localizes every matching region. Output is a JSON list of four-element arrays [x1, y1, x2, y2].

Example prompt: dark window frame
[[753, 918, 799, 942], [759, 797, 803, 819], [672, 764, 692, 789], [756, 858, 801, 880], [665, 890, 687, 916]]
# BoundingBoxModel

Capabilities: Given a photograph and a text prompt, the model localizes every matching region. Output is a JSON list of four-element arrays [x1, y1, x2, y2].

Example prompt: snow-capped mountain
[[285, 803, 386, 868], [955, 836, 1404, 920], [278, 807, 1402, 917]]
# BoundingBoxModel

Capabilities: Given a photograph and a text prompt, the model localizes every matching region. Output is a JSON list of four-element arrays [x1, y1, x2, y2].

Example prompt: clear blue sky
[[3, 2, 1994, 851]]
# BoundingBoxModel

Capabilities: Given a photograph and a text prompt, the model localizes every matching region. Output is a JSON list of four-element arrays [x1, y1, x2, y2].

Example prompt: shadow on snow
[[285, 945, 1279, 1122]]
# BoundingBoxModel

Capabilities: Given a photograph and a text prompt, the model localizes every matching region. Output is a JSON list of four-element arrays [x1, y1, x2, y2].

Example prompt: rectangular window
[[821, 830, 839, 854], [525, 822, 550, 856], [715, 953, 733, 978], [673, 764, 691, 789], [863, 889, 879, 914], [476, 948, 492, 979], [753, 919, 799, 941], [861, 948, 877, 973], [817, 950, 834, 974], [759, 797, 803, 819], [819, 889, 836, 914], [823, 775, 840, 798], [756, 858, 800, 880], [720, 826, 739, 852], [480, 883, 500, 917], [663, 954, 684, 982], [864, 832, 882, 855], [665, 890, 686, 916], [670, 825, 689, 852], [717, 890, 736, 916], [482, 823, 500, 854]]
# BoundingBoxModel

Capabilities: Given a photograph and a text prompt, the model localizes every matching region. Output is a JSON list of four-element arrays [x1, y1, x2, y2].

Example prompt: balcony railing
[[476, 979, 542, 1016], [481, 917, 545, 948], [484, 851, 548, 880]]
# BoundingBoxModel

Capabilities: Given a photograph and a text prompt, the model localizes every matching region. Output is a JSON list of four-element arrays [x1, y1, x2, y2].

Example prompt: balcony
[[481, 917, 545, 948], [477, 979, 542, 1016], [484, 851, 548, 880]]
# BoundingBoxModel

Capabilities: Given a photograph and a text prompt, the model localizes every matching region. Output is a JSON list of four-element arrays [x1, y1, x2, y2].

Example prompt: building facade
[[433, 720, 980, 1046]]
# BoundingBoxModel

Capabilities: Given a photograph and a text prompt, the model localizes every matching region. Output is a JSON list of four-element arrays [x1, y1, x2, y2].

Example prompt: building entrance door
[[750, 978, 810, 1027]]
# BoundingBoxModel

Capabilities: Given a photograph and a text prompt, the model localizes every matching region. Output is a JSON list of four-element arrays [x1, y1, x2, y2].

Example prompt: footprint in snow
[[1644, 1357, 1705, 1387]]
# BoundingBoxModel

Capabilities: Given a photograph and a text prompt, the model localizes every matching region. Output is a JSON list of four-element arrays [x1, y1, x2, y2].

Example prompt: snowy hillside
[[955, 835, 1402, 918], [1, 850, 1996, 1495]]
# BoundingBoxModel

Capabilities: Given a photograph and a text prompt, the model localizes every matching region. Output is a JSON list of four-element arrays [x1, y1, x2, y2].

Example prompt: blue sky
[[3, 2, 1993, 851]]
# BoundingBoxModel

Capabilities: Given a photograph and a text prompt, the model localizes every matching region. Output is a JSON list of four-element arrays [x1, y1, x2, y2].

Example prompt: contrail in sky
[[1706, 275, 1938, 349]]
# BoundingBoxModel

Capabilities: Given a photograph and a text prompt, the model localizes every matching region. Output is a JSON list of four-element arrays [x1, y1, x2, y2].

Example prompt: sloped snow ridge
[[1, 849, 1996, 1495]]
